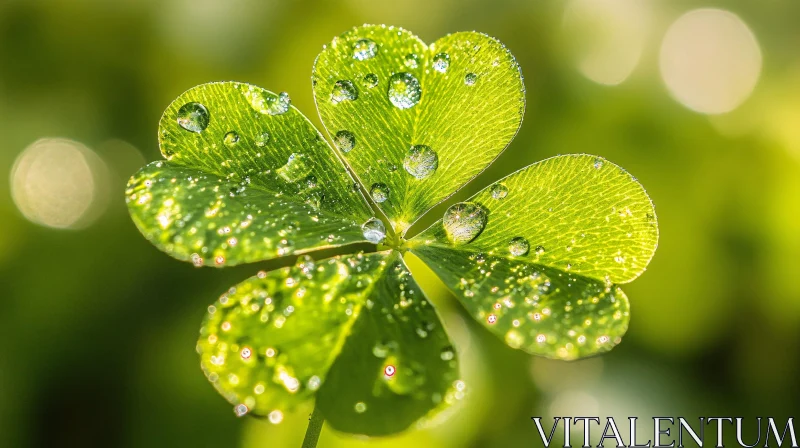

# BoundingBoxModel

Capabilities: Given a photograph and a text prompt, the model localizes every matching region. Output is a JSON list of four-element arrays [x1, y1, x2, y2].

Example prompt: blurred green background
[[2, 0, 799, 447]]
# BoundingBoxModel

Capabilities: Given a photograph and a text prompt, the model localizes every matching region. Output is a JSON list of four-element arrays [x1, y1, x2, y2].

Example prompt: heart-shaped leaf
[[409, 154, 657, 358], [126, 82, 374, 267], [196, 252, 460, 435], [313, 25, 525, 234]]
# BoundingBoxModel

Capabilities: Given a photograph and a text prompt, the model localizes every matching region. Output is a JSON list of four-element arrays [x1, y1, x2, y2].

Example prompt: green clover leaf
[[126, 24, 658, 439]]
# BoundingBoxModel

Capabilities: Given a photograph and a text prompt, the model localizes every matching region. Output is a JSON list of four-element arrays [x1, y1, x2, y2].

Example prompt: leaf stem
[[301, 405, 325, 448]]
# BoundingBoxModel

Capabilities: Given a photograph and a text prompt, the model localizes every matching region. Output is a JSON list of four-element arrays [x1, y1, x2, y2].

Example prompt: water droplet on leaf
[[403, 145, 438, 179], [433, 53, 450, 73], [354, 402, 367, 413], [334, 130, 355, 153], [508, 237, 530, 256], [254, 132, 270, 147], [223, 131, 239, 147], [388, 72, 421, 109], [404, 53, 419, 68], [370, 183, 389, 203], [276, 153, 311, 183], [464, 73, 478, 86], [353, 38, 377, 61], [490, 183, 508, 199], [361, 218, 386, 244], [443, 202, 488, 245], [331, 80, 358, 104], [363, 73, 379, 88], [177, 102, 210, 133]]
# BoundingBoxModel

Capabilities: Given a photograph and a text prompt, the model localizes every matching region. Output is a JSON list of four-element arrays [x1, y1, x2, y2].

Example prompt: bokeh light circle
[[659, 8, 762, 114], [563, 0, 651, 86], [10, 138, 109, 229]]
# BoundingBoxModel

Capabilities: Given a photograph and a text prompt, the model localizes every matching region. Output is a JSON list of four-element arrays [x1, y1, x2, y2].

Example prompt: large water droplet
[[331, 80, 358, 104], [508, 237, 530, 256], [223, 131, 240, 148], [363, 73, 379, 89], [490, 183, 508, 199], [443, 202, 488, 245], [334, 130, 356, 153], [353, 38, 377, 61], [464, 73, 478, 86], [433, 53, 450, 73], [404, 53, 420, 69], [277, 153, 311, 183], [361, 218, 386, 244], [370, 183, 389, 203], [403, 145, 438, 179], [388, 72, 421, 109], [177, 102, 210, 133]]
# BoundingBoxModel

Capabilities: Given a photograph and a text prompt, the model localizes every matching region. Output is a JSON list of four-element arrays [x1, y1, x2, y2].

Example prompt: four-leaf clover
[[126, 25, 658, 437]]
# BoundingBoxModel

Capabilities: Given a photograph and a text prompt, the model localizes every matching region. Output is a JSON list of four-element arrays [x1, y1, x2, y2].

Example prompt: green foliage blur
[[1, 0, 799, 447]]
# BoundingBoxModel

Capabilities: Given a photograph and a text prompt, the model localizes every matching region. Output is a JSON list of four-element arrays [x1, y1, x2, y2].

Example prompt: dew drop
[[508, 237, 530, 256], [331, 80, 358, 104], [490, 183, 508, 199], [354, 402, 367, 413], [254, 132, 270, 147], [370, 183, 389, 203], [487, 314, 497, 324], [363, 73, 379, 88], [353, 38, 377, 61], [593, 158, 604, 169], [442, 202, 488, 245], [361, 218, 386, 244], [223, 131, 240, 147], [403, 145, 438, 179], [404, 53, 420, 68], [384, 365, 396, 377], [535, 245, 546, 256], [433, 52, 450, 73], [276, 153, 311, 183], [177, 102, 210, 133], [243, 88, 291, 115], [388, 72, 421, 109], [464, 73, 478, 86], [334, 130, 356, 153]]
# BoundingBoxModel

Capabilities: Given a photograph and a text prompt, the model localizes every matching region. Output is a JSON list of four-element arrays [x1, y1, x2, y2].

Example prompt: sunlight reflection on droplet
[[563, 0, 651, 86], [660, 8, 762, 114], [10, 138, 109, 229]]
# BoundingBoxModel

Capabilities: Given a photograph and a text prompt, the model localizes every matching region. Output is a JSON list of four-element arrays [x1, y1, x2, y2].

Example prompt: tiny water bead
[[234, 404, 249, 417], [384, 365, 396, 377], [353, 38, 377, 61], [508, 237, 530, 256], [331, 80, 358, 104], [254, 132, 270, 147], [370, 183, 390, 203], [464, 73, 478, 86], [487, 314, 497, 324], [334, 130, 356, 153], [354, 402, 367, 413], [403, 145, 438, 179], [177, 102, 210, 133], [223, 131, 240, 147], [535, 245, 546, 256], [404, 53, 420, 69], [432, 53, 450, 73], [361, 218, 386, 244], [442, 202, 488, 245], [363, 73, 379, 88], [490, 183, 508, 199], [388, 72, 421, 109], [593, 158, 604, 169]]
